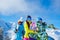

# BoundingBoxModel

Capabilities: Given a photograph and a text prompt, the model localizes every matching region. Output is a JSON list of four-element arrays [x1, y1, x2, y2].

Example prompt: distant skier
[[15, 17, 25, 40]]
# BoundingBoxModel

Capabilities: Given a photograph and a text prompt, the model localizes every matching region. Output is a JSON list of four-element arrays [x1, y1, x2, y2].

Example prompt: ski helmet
[[37, 17, 42, 21], [27, 15, 32, 21]]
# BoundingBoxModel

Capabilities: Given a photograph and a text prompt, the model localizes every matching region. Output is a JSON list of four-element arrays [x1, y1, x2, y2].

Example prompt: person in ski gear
[[16, 17, 25, 40], [36, 17, 56, 40], [29, 22, 37, 40], [23, 15, 36, 40]]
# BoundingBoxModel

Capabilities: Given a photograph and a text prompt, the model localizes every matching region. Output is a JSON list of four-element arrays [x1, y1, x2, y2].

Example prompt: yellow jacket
[[24, 22, 35, 38]]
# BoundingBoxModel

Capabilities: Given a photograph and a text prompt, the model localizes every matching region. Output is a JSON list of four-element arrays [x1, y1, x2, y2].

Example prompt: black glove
[[42, 22, 47, 26], [15, 29, 18, 33]]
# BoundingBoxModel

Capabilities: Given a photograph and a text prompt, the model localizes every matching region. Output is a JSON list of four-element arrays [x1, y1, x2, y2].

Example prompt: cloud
[[0, 0, 40, 15], [0, 0, 28, 15], [0, 0, 60, 16]]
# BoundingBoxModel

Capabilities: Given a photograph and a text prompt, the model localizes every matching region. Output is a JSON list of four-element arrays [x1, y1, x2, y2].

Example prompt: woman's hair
[[18, 21, 23, 25], [26, 20, 30, 28]]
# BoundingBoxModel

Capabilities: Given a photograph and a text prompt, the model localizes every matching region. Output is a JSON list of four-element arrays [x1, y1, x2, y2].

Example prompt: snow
[[0, 19, 16, 40], [46, 29, 60, 40]]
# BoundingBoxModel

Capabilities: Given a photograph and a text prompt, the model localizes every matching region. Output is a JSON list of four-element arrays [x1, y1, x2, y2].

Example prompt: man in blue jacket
[[15, 17, 25, 40]]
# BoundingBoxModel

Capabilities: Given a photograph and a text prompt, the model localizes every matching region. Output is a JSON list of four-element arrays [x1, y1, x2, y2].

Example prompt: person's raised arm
[[15, 25, 19, 33], [48, 24, 56, 29]]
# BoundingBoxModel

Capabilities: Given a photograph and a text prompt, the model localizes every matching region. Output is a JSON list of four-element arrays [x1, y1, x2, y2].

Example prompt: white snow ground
[[46, 29, 60, 40]]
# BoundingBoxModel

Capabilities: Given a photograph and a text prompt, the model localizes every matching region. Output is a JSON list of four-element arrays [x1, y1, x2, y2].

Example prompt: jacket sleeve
[[48, 24, 56, 29], [24, 22, 29, 32], [24, 22, 35, 33]]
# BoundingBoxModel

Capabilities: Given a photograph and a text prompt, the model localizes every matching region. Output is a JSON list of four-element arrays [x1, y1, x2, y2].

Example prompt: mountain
[[46, 29, 60, 40], [0, 19, 12, 31], [0, 19, 16, 40]]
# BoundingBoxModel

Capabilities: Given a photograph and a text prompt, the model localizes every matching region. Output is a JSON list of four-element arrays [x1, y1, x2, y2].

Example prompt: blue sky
[[0, 0, 60, 29]]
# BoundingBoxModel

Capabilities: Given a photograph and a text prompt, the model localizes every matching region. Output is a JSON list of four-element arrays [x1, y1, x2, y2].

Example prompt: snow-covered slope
[[7, 22, 16, 40], [0, 19, 16, 40], [46, 29, 60, 40], [0, 19, 12, 31]]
